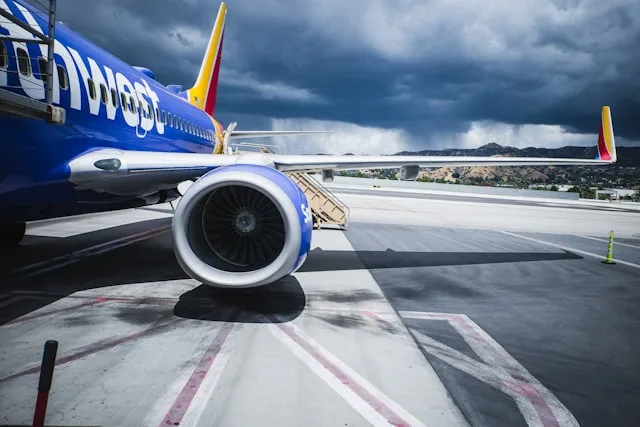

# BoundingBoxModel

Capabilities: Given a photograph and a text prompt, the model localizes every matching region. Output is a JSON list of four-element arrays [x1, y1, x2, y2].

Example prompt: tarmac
[[1, 186, 639, 427]]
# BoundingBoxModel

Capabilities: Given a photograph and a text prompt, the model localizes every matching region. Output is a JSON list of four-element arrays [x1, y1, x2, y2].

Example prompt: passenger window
[[162, 110, 167, 125], [148, 104, 153, 119], [130, 96, 137, 113], [38, 57, 48, 84], [155, 107, 159, 121], [57, 65, 68, 90], [100, 83, 108, 104], [120, 93, 127, 109], [0, 40, 7, 69], [111, 88, 117, 107], [16, 47, 31, 76], [88, 78, 96, 99], [168, 112, 172, 127]]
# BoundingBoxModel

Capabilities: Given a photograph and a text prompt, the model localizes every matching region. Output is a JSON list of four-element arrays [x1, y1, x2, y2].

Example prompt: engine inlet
[[201, 185, 286, 270]]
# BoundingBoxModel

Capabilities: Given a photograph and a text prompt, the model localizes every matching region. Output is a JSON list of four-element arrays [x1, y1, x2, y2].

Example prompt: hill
[[342, 144, 640, 189]]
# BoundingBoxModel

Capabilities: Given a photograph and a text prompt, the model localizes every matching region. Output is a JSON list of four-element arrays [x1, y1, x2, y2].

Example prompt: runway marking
[[5, 297, 111, 325], [269, 319, 427, 427], [171, 324, 237, 427], [160, 314, 238, 427], [575, 234, 640, 250], [6, 290, 178, 305], [3, 225, 170, 283], [400, 311, 579, 427], [3, 294, 179, 327], [0, 318, 176, 384], [499, 231, 640, 269]]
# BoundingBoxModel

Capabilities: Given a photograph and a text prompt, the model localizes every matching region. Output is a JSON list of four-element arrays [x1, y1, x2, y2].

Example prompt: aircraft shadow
[[299, 248, 583, 272], [173, 276, 305, 324], [0, 236, 583, 325]]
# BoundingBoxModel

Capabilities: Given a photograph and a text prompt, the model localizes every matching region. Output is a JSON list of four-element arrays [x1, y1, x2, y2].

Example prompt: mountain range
[[342, 144, 640, 188]]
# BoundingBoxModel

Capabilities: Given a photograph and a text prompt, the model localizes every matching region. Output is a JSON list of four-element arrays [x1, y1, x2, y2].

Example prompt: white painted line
[[178, 324, 238, 427], [141, 320, 238, 427], [270, 321, 428, 427], [411, 330, 548, 427], [498, 231, 640, 269], [575, 235, 640, 250], [401, 312, 579, 427]]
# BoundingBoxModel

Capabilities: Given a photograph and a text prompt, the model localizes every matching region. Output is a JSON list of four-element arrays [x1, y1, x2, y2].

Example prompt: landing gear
[[0, 222, 26, 248]]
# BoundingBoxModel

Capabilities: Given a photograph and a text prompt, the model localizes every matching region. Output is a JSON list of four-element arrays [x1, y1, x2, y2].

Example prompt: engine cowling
[[172, 164, 313, 288]]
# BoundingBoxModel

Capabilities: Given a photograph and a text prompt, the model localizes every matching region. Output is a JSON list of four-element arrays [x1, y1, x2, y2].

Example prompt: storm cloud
[[27, 0, 640, 153]]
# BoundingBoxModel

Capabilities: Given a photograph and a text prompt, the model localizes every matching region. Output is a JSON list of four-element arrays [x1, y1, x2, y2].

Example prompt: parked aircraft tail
[[185, 2, 227, 116], [596, 106, 616, 162]]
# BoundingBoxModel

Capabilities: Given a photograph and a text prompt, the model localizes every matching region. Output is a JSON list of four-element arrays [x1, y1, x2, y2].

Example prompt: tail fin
[[186, 2, 227, 116], [596, 106, 616, 162]]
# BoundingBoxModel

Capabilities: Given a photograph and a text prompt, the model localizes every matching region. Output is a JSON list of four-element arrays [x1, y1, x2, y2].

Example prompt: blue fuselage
[[0, 0, 221, 221]]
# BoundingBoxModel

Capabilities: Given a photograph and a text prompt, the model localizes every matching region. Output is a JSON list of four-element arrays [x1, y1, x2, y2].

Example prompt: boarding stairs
[[286, 172, 349, 230], [229, 142, 349, 229]]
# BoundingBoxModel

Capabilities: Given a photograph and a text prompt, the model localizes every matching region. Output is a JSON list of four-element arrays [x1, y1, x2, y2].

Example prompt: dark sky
[[26, 0, 640, 153]]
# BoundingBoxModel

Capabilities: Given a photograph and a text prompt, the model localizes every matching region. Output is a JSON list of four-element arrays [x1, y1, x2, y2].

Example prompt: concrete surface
[[343, 222, 640, 427], [325, 176, 580, 200], [334, 192, 640, 238], [0, 208, 467, 427], [1, 187, 639, 427]]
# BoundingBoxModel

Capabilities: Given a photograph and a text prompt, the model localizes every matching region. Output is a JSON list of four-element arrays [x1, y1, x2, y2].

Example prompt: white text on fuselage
[[0, 0, 165, 137]]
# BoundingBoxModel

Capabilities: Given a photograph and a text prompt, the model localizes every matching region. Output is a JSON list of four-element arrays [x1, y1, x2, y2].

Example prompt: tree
[[550, 185, 558, 191], [581, 187, 595, 199]]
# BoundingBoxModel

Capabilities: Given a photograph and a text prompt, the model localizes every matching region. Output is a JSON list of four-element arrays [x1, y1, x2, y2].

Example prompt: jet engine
[[172, 164, 313, 288]]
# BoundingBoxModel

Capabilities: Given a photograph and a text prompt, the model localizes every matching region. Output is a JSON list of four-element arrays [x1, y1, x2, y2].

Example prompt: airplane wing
[[68, 106, 617, 195]]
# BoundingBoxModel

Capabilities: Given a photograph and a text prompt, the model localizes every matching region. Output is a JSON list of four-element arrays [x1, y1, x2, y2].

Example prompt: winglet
[[185, 2, 227, 117], [596, 106, 616, 162]]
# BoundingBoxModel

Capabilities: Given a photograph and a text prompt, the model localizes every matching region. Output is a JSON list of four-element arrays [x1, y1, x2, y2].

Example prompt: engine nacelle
[[400, 165, 420, 181], [172, 164, 313, 288], [321, 169, 334, 183]]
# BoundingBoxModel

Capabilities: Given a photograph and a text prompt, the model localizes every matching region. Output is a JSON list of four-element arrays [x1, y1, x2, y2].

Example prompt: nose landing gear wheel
[[0, 222, 26, 248]]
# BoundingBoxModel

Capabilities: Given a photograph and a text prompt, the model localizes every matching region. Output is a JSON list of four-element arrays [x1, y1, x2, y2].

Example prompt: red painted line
[[5, 225, 170, 283], [160, 318, 237, 426], [362, 310, 392, 326], [276, 321, 412, 427], [0, 319, 174, 384]]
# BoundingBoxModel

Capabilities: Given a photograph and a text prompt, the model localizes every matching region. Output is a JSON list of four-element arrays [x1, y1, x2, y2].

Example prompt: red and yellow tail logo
[[186, 2, 227, 117], [596, 106, 616, 162]]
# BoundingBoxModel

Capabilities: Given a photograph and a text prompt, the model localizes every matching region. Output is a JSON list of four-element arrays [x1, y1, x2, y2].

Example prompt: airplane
[[0, 0, 617, 288]]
